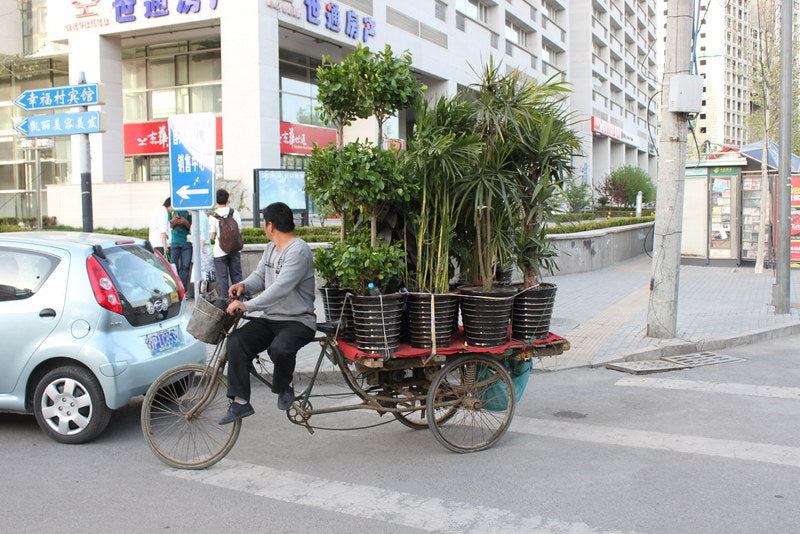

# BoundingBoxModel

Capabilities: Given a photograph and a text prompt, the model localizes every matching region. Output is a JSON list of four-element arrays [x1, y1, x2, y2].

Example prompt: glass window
[[148, 57, 176, 89], [123, 58, 146, 90], [0, 248, 59, 301], [456, 0, 487, 22], [190, 85, 221, 114], [189, 52, 221, 84], [281, 63, 312, 96], [124, 92, 148, 122]]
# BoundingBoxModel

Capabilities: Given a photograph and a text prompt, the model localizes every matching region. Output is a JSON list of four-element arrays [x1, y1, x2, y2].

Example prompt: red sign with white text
[[124, 116, 223, 155], [591, 116, 622, 141], [791, 175, 800, 266], [280, 122, 337, 155]]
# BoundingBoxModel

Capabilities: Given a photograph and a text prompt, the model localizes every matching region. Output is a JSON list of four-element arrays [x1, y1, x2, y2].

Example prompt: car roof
[[0, 231, 146, 250]]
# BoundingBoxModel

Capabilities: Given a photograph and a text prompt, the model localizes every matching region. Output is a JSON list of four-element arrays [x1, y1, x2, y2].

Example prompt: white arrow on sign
[[175, 185, 209, 200]]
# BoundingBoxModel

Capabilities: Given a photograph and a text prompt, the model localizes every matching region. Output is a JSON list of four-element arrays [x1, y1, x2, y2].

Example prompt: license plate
[[146, 327, 180, 354]]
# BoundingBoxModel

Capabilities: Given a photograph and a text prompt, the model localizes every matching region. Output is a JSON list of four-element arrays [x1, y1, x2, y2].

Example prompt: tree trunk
[[755, 137, 771, 273]]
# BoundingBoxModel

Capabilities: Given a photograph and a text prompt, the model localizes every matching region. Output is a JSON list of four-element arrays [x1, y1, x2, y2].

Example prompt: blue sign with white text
[[13, 83, 103, 111], [168, 113, 216, 210], [14, 111, 104, 137]]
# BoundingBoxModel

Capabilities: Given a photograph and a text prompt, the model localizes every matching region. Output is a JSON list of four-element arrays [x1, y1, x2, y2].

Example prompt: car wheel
[[33, 366, 112, 444]]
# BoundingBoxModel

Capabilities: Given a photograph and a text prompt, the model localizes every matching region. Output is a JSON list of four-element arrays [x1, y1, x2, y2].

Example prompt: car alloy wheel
[[33, 366, 111, 444]]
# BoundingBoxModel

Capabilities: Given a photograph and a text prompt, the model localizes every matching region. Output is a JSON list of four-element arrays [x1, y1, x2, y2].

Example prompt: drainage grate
[[662, 352, 745, 368], [606, 360, 689, 374]]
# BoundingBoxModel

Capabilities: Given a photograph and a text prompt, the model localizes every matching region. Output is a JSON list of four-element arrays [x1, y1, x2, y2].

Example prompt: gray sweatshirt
[[241, 238, 316, 332]]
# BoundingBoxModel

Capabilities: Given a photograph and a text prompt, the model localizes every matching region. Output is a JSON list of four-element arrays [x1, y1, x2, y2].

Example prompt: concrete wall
[[237, 223, 655, 280], [546, 221, 654, 275]]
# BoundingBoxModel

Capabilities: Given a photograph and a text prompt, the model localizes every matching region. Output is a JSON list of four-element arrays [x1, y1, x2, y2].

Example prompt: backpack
[[212, 208, 243, 254]]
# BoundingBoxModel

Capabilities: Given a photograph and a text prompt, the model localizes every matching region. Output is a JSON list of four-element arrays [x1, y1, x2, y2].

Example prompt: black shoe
[[277, 387, 295, 411], [218, 401, 254, 425]]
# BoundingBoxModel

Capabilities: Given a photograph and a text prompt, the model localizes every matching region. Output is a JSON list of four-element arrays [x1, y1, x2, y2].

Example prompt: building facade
[[0, 0, 659, 227]]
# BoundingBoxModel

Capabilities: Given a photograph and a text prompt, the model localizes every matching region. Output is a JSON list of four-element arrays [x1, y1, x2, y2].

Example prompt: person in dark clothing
[[219, 202, 316, 425]]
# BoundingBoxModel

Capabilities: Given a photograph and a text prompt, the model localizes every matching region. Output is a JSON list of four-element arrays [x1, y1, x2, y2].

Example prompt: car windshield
[[103, 244, 180, 325]]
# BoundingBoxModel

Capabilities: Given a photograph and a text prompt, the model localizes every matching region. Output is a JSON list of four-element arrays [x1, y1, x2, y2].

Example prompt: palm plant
[[453, 60, 582, 289]]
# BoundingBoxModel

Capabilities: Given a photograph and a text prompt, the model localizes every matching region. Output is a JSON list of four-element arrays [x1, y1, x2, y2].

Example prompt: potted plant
[[336, 234, 407, 357], [404, 96, 481, 348], [313, 243, 355, 342]]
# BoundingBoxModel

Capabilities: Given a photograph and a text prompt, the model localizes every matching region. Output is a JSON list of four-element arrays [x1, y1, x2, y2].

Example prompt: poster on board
[[253, 169, 307, 227]]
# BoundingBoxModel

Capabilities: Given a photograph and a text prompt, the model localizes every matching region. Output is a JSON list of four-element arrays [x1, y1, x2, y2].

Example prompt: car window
[[102, 244, 180, 325], [0, 247, 60, 301]]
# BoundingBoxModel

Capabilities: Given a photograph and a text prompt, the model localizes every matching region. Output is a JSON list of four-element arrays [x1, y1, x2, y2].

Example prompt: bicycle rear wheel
[[141, 364, 241, 469]]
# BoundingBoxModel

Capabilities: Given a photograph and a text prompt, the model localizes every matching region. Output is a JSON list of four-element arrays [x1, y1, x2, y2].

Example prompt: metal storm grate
[[662, 352, 745, 368], [606, 360, 689, 374]]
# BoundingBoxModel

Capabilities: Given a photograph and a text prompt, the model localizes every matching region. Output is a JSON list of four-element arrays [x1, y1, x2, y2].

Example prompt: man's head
[[216, 189, 230, 206], [163, 197, 173, 212], [262, 202, 295, 235]]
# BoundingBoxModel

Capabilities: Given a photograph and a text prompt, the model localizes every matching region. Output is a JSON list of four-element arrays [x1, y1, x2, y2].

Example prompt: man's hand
[[228, 283, 245, 299], [226, 299, 247, 316]]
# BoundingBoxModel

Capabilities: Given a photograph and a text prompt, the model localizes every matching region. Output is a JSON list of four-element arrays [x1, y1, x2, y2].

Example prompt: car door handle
[[39, 308, 56, 318]]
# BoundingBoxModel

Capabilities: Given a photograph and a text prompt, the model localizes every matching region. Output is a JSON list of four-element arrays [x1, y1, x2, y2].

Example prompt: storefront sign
[[112, 0, 219, 24], [590, 116, 622, 141], [304, 0, 376, 42], [14, 111, 105, 137], [168, 113, 216, 210], [280, 122, 337, 155], [125, 117, 223, 155]]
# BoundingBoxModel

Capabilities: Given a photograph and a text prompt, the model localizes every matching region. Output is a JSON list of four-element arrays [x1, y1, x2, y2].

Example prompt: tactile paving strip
[[663, 352, 745, 368], [606, 360, 689, 374]]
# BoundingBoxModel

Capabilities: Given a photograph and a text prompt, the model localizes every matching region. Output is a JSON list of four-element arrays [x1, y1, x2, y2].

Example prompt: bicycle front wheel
[[141, 364, 240, 469]]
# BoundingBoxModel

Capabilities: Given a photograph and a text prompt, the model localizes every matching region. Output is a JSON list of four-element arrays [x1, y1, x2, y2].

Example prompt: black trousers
[[225, 318, 316, 401]]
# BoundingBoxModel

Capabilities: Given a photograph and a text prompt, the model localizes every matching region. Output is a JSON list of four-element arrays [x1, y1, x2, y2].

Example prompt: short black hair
[[262, 202, 295, 232], [216, 188, 229, 205], [163, 197, 171, 207]]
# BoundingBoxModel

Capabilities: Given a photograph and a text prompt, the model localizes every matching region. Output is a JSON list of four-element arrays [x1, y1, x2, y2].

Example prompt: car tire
[[33, 366, 112, 444]]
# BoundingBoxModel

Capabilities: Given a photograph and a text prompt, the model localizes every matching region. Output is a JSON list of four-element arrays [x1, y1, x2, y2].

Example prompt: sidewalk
[[294, 254, 800, 375]]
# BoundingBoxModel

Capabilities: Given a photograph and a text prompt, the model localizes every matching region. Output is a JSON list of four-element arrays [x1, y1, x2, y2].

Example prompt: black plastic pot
[[406, 293, 459, 349], [511, 283, 557, 341], [351, 293, 405, 357], [319, 287, 356, 342], [458, 286, 517, 347]]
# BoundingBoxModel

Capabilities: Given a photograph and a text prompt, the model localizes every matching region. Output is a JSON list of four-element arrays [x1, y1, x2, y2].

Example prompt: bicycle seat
[[315, 321, 341, 336]]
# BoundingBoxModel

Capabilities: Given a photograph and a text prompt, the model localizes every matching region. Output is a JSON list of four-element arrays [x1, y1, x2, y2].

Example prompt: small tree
[[596, 166, 655, 208]]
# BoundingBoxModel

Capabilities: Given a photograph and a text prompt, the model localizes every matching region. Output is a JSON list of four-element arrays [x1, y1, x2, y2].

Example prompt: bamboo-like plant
[[405, 96, 482, 293]]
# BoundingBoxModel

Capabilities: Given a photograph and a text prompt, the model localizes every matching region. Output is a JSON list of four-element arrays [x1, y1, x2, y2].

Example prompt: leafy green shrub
[[595, 166, 656, 208], [546, 216, 654, 234]]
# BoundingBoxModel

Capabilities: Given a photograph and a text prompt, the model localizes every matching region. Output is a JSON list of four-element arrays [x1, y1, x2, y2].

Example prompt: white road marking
[[164, 459, 632, 534], [511, 416, 800, 468], [615, 376, 800, 400]]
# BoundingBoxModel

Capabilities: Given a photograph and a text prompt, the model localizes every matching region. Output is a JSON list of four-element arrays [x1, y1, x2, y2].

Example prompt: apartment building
[[0, 0, 659, 226]]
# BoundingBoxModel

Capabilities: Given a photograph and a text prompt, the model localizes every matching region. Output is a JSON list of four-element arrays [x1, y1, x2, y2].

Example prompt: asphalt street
[[2, 334, 799, 533]]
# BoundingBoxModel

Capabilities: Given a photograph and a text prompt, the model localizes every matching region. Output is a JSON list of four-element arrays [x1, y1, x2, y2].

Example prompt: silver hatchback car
[[0, 231, 206, 443]]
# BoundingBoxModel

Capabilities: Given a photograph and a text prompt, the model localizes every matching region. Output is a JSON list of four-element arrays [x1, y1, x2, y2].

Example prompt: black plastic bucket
[[511, 283, 557, 341], [406, 293, 459, 349], [351, 293, 405, 357], [319, 287, 356, 342], [459, 286, 517, 347]]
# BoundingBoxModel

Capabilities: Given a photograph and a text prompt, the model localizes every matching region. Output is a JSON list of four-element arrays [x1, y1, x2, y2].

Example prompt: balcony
[[609, 67, 624, 89], [591, 15, 609, 43], [593, 54, 609, 79], [542, 13, 567, 45]]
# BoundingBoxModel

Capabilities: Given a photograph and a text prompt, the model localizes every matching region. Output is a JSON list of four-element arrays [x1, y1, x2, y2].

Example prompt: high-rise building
[[0, 0, 660, 226]]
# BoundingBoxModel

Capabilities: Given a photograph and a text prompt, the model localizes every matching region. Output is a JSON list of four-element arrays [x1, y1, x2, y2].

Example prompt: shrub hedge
[[547, 216, 655, 234]]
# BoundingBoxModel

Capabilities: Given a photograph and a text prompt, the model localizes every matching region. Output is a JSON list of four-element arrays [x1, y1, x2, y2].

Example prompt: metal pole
[[35, 147, 42, 229], [646, 0, 694, 338], [78, 72, 93, 232], [773, 0, 793, 314], [192, 209, 202, 299]]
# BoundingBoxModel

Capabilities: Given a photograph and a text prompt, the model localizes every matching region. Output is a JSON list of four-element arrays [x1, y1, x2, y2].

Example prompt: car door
[[0, 245, 68, 394]]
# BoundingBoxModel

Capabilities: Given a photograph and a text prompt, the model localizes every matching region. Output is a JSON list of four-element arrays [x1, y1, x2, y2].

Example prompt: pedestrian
[[148, 197, 171, 258], [208, 188, 243, 298], [219, 202, 316, 424], [168, 203, 193, 294]]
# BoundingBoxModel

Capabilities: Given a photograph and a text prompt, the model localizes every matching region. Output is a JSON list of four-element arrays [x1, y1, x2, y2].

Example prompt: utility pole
[[78, 72, 93, 233], [773, 0, 793, 314], [646, 0, 695, 338]]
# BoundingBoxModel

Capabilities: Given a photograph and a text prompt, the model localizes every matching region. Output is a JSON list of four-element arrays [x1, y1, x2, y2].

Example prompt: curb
[[590, 321, 800, 368]]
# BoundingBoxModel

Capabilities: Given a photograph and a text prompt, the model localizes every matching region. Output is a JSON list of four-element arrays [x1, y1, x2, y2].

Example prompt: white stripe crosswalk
[[615, 376, 800, 400]]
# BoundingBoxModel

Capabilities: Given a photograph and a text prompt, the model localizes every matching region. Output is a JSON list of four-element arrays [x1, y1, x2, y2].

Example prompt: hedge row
[[0, 224, 341, 244], [547, 216, 655, 235]]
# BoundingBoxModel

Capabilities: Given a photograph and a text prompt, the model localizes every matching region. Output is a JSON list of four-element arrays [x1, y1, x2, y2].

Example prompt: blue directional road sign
[[14, 111, 105, 137], [168, 113, 216, 210], [13, 83, 104, 111]]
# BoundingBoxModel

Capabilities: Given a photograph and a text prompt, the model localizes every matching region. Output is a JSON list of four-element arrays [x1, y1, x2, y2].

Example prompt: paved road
[[2, 336, 799, 533]]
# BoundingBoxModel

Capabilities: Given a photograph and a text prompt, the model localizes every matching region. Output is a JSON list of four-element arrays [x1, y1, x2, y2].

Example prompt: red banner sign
[[591, 116, 622, 141], [124, 117, 222, 155], [280, 122, 337, 155], [791, 175, 800, 266]]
